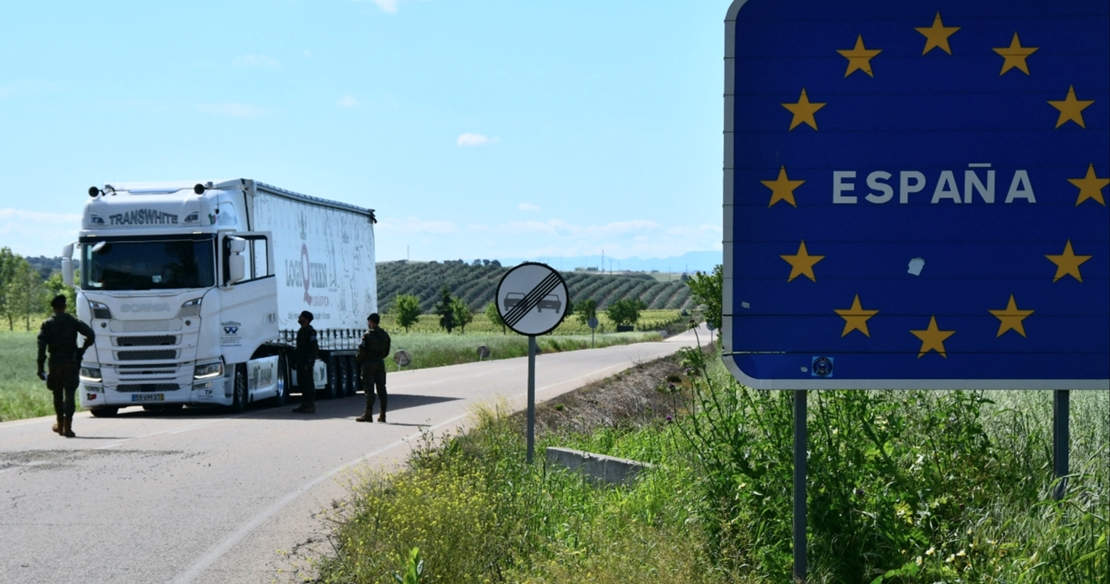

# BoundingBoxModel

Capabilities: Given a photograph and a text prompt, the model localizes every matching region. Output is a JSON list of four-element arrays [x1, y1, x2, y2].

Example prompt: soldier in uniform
[[292, 310, 319, 414], [355, 313, 391, 423], [36, 295, 95, 438]]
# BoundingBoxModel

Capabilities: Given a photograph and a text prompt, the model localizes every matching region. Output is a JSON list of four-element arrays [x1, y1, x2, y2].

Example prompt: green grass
[[0, 331, 57, 421], [313, 346, 1109, 584], [378, 309, 684, 335]]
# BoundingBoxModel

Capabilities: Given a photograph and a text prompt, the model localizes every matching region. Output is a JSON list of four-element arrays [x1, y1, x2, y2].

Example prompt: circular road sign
[[587, 317, 599, 329], [496, 262, 569, 336], [393, 350, 412, 367]]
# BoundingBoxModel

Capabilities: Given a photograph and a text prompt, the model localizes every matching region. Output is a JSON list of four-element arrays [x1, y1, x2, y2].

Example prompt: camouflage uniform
[[293, 323, 319, 412], [356, 326, 391, 421], [37, 312, 95, 437]]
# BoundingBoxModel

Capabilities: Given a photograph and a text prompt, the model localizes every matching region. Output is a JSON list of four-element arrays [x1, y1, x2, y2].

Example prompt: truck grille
[[117, 335, 178, 347], [117, 383, 180, 393], [118, 350, 178, 361]]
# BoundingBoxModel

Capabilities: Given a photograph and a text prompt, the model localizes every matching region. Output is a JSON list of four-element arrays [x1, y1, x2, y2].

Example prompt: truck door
[[219, 232, 278, 365]]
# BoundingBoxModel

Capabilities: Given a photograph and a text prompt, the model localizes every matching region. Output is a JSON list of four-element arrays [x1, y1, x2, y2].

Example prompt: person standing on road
[[356, 313, 391, 423], [36, 295, 95, 438], [292, 310, 319, 414]]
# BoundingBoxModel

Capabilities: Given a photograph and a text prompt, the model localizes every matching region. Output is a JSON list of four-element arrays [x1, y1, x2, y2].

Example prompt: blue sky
[[1, 1, 728, 264]]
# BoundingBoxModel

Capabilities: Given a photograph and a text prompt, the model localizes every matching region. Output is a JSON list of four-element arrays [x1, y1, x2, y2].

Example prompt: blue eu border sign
[[723, 0, 1109, 390]]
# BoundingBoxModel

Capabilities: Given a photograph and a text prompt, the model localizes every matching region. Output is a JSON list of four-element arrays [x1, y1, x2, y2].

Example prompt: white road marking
[[171, 411, 471, 584]]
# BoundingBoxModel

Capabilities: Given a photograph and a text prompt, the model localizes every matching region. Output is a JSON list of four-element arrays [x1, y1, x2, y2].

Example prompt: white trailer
[[62, 179, 376, 416]]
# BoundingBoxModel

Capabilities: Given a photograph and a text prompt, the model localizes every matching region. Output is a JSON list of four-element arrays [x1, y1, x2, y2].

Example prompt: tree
[[574, 298, 597, 326], [392, 293, 422, 332], [434, 286, 456, 333], [11, 260, 45, 330], [485, 302, 506, 334], [0, 247, 18, 330], [606, 298, 646, 328], [451, 297, 473, 334], [686, 264, 723, 334], [44, 273, 76, 315]]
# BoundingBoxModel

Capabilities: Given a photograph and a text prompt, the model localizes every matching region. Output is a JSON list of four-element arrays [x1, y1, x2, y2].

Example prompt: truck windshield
[[81, 236, 216, 291]]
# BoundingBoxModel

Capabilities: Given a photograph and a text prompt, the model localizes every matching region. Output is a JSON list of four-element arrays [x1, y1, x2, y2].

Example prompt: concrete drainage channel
[[545, 447, 653, 487]]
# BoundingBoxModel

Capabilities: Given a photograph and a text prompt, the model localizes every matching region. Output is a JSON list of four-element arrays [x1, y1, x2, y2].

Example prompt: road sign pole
[[527, 335, 537, 464], [1052, 389, 1070, 500], [793, 389, 807, 583]]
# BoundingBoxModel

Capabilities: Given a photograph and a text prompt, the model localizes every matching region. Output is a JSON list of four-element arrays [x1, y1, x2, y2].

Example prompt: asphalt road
[[0, 327, 706, 584]]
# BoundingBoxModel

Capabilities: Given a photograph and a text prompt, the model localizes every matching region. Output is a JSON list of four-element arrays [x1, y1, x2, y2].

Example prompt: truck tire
[[272, 355, 289, 407], [229, 364, 248, 413], [338, 356, 352, 398], [322, 356, 338, 400], [345, 356, 359, 397], [90, 407, 119, 418]]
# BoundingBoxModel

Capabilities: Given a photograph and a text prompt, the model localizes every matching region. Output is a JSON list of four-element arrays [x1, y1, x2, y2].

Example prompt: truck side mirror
[[226, 237, 246, 284], [61, 244, 75, 287]]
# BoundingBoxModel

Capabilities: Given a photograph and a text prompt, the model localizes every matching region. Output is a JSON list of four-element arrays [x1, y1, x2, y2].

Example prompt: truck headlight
[[194, 361, 223, 380], [178, 297, 202, 318], [79, 367, 102, 382], [89, 301, 112, 320]]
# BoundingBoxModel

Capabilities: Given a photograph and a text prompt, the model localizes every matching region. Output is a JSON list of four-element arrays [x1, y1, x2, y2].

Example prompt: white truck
[[61, 179, 376, 416]]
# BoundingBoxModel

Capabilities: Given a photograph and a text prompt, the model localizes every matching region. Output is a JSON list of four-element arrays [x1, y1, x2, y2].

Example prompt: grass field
[[0, 331, 54, 422], [377, 309, 684, 335], [313, 347, 1109, 584]]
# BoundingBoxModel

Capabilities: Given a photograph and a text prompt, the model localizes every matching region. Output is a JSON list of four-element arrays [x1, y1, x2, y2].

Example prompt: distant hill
[[498, 250, 722, 274], [377, 260, 692, 313]]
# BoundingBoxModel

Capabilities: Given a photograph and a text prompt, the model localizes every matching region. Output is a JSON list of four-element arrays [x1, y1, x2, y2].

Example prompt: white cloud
[[518, 203, 541, 212], [357, 0, 398, 13], [457, 133, 494, 146], [337, 95, 359, 108], [233, 54, 282, 70], [196, 103, 266, 118], [0, 209, 83, 257]]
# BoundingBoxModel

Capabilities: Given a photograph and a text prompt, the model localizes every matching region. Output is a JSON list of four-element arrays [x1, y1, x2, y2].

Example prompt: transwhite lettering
[[865, 171, 893, 204], [1005, 170, 1036, 203], [833, 171, 857, 204], [931, 171, 961, 204]]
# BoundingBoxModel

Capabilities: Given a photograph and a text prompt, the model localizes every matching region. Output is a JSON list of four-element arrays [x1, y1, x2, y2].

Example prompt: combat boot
[[53, 415, 63, 435], [62, 416, 76, 438], [355, 412, 374, 422]]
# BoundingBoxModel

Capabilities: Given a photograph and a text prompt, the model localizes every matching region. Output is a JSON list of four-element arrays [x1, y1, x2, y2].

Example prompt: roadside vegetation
[[313, 337, 1109, 584], [314, 265, 1107, 584]]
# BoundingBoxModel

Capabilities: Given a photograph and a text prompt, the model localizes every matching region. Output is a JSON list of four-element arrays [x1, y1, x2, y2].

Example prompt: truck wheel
[[229, 364, 248, 413], [337, 356, 351, 398], [345, 356, 359, 396], [272, 355, 288, 407], [323, 356, 338, 400], [90, 407, 119, 418]]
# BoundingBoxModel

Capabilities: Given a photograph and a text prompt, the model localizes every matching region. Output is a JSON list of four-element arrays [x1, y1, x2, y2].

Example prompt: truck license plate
[[131, 394, 165, 402]]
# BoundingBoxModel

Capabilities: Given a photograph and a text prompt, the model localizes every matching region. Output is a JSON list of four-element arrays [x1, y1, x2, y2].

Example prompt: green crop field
[[377, 308, 684, 335], [376, 260, 693, 312], [0, 331, 56, 421]]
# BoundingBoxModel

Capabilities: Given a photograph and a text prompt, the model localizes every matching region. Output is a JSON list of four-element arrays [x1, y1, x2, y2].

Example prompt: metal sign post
[[723, 1, 1108, 580], [495, 263, 570, 464]]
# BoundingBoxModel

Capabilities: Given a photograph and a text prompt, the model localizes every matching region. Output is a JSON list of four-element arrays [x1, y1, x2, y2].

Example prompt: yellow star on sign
[[834, 294, 879, 337], [1048, 86, 1094, 128], [1068, 163, 1109, 206], [910, 315, 955, 358], [780, 240, 824, 282], [761, 166, 806, 208], [993, 32, 1038, 75], [838, 35, 882, 77], [781, 88, 826, 131], [1045, 240, 1091, 282], [915, 12, 960, 55], [989, 294, 1034, 338]]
